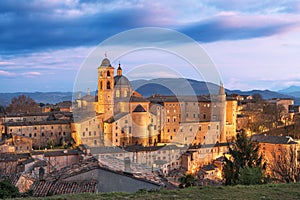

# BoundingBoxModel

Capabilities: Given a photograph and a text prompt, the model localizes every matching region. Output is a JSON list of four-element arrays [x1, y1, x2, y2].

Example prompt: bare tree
[[270, 145, 300, 183], [244, 102, 289, 133], [6, 95, 40, 114]]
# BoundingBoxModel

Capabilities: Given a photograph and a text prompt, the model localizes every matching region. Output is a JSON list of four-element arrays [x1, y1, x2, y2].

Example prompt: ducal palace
[[72, 56, 237, 148]]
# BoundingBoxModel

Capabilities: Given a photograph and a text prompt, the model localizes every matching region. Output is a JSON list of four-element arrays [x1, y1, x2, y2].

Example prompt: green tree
[[179, 173, 195, 188], [223, 131, 266, 185], [238, 166, 264, 185], [0, 179, 20, 198]]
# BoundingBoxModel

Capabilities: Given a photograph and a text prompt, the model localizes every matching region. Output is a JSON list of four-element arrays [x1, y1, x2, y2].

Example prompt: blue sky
[[1, 0, 300, 92]]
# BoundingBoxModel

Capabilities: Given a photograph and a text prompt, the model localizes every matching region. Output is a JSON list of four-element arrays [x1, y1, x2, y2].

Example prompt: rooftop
[[251, 134, 298, 144]]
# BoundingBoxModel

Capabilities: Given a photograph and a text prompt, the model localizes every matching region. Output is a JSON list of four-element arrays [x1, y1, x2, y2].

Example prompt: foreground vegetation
[[13, 183, 300, 200]]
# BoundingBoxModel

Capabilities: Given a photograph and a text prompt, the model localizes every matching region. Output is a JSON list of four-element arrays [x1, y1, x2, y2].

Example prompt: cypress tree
[[223, 131, 266, 185]]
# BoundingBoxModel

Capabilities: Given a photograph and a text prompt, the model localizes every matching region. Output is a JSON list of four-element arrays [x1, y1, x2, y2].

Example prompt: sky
[[1, 0, 300, 92]]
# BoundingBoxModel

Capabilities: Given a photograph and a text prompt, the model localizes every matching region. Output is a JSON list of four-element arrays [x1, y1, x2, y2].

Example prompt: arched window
[[116, 90, 120, 97], [107, 71, 110, 77], [107, 81, 111, 89], [100, 81, 103, 90], [124, 90, 128, 97]]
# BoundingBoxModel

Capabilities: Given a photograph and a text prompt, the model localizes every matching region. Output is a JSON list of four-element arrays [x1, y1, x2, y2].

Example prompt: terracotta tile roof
[[130, 96, 149, 102], [44, 149, 79, 157], [148, 95, 211, 103], [251, 134, 298, 144], [31, 180, 97, 197], [4, 119, 71, 126], [44, 157, 99, 181], [0, 153, 30, 161], [104, 112, 128, 123], [201, 164, 218, 172]]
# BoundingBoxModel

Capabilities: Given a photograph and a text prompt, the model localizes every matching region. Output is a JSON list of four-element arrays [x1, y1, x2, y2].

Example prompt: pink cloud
[[21, 71, 42, 77], [0, 70, 15, 76]]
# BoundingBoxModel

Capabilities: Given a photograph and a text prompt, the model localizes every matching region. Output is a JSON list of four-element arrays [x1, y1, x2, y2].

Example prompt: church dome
[[114, 75, 131, 88], [100, 58, 111, 67]]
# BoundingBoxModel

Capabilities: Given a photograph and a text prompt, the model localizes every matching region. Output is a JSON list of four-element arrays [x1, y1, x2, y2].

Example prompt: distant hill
[[1, 79, 299, 107], [131, 78, 293, 98], [131, 78, 224, 97], [227, 89, 292, 99], [0, 92, 73, 107], [278, 85, 300, 98]]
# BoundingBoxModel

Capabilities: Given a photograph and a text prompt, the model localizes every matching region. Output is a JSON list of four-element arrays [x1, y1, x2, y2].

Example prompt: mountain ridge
[[0, 79, 299, 106]]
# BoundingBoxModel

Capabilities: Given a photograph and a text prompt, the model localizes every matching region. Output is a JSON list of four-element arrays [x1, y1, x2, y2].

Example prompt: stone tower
[[218, 82, 227, 143], [96, 57, 115, 120]]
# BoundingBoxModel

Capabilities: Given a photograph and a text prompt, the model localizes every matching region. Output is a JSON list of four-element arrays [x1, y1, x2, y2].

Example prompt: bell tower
[[96, 56, 115, 120]]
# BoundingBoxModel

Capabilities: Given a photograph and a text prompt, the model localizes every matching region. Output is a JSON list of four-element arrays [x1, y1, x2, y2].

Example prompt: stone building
[[73, 55, 237, 148], [1, 112, 73, 149], [251, 134, 299, 175]]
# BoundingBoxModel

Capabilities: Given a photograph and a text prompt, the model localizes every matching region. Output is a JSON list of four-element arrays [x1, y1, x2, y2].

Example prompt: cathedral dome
[[114, 75, 131, 88]]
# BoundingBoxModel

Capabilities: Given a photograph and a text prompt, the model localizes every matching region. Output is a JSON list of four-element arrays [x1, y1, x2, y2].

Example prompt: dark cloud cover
[[0, 0, 299, 55], [0, 4, 150, 54]]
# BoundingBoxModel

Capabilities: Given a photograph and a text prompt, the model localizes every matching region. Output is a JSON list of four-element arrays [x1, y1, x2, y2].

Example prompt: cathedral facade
[[73, 56, 237, 148]]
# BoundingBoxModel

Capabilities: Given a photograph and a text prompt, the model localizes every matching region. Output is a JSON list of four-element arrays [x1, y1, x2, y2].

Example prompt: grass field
[[15, 183, 300, 200]]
